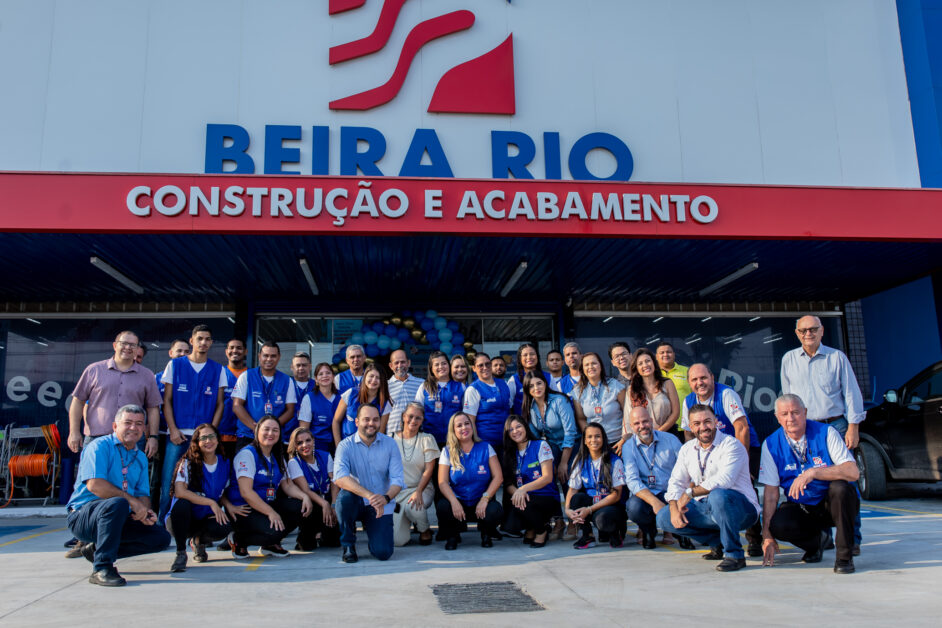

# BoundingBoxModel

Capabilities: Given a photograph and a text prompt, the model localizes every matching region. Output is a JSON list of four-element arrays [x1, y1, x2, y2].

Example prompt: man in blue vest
[[148, 339, 189, 515], [334, 344, 366, 396], [681, 363, 763, 557], [759, 394, 859, 574], [284, 351, 315, 443], [159, 325, 227, 520], [232, 341, 296, 450]]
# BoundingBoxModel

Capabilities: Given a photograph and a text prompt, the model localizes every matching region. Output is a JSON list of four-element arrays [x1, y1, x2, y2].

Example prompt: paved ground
[[1, 484, 941, 627]]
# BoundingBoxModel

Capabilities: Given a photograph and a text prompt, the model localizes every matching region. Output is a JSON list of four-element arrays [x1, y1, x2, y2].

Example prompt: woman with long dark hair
[[165, 423, 237, 572], [509, 342, 550, 414], [286, 427, 339, 551], [298, 362, 341, 455], [415, 351, 465, 447], [501, 415, 559, 548], [226, 415, 314, 558], [521, 372, 577, 485], [564, 423, 628, 550], [571, 352, 627, 454], [435, 412, 504, 550], [333, 364, 391, 445], [625, 347, 679, 433]]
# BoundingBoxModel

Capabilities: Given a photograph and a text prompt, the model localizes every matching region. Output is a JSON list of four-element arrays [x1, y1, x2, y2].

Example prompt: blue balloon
[[439, 341, 454, 354], [361, 325, 371, 334], [402, 310, 412, 318], [420, 318, 434, 331], [371, 321, 385, 333], [384, 324, 397, 337], [397, 328, 410, 341], [438, 328, 453, 342], [434, 316, 447, 330], [364, 331, 379, 345], [427, 329, 439, 344], [377, 336, 391, 349], [447, 321, 459, 331], [350, 332, 364, 345], [390, 338, 401, 350], [451, 346, 466, 356], [414, 310, 425, 321], [452, 332, 465, 345], [366, 344, 380, 357], [425, 309, 438, 320], [332, 353, 344, 364]]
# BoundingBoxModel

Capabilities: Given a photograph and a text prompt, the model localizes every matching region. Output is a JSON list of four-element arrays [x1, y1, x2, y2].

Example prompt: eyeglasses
[[115, 341, 138, 348], [611, 352, 630, 361], [197, 434, 218, 442], [796, 327, 820, 336], [475, 363, 491, 370]]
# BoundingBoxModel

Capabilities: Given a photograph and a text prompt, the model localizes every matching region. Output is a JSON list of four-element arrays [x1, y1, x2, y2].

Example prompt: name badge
[[594, 406, 603, 416], [647, 475, 656, 488], [264, 402, 274, 414], [434, 400, 443, 413], [122, 479, 128, 491], [265, 487, 276, 501]]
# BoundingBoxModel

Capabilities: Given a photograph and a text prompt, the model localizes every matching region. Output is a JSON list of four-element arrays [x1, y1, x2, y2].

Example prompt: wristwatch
[[481, 491, 490, 501], [685, 487, 694, 498], [147, 435, 158, 440], [383, 494, 391, 503]]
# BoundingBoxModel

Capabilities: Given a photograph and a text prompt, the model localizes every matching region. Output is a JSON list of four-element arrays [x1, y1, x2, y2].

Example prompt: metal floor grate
[[431, 581, 544, 615]]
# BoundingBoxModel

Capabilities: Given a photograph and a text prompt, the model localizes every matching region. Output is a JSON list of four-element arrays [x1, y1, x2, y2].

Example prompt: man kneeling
[[759, 394, 859, 574], [66, 404, 171, 586]]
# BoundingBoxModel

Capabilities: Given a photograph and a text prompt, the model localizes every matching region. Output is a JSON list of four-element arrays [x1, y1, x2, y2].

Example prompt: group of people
[[63, 315, 866, 586]]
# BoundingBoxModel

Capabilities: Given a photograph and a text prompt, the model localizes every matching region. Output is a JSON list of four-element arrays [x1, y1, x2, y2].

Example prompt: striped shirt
[[386, 373, 423, 434]]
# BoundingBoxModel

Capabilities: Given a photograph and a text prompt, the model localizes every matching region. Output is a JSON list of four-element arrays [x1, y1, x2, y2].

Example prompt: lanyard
[[789, 438, 808, 466], [696, 445, 713, 478], [636, 439, 657, 473], [261, 374, 275, 404], [516, 446, 527, 485], [117, 445, 131, 491], [533, 401, 548, 437], [588, 457, 601, 491]]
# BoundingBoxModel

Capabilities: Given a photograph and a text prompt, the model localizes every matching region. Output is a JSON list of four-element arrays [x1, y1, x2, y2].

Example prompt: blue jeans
[[627, 491, 666, 537], [656, 489, 759, 559], [335, 490, 394, 560], [158, 436, 191, 522], [67, 497, 170, 571], [827, 417, 863, 545]]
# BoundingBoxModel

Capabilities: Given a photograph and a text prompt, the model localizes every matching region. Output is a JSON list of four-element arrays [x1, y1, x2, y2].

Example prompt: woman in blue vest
[[450, 354, 471, 388], [521, 372, 577, 486], [298, 362, 340, 455], [165, 423, 236, 572], [332, 364, 391, 445], [564, 423, 628, 550], [227, 416, 314, 558], [286, 427, 339, 551], [501, 415, 559, 548], [509, 343, 551, 414], [463, 352, 514, 457], [435, 412, 504, 550], [415, 351, 465, 447], [571, 352, 627, 455]]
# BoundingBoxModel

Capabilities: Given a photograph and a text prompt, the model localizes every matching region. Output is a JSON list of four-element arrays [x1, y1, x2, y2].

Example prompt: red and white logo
[[328, 0, 515, 114]]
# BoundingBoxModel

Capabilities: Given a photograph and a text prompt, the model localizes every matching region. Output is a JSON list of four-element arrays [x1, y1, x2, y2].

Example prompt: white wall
[[0, 0, 920, 186]]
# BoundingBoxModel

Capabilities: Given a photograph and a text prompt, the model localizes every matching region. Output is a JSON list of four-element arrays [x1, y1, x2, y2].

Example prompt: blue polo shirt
[[67, 433, 150, 511]]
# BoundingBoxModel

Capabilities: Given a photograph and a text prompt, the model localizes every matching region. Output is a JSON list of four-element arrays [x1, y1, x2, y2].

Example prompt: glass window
[[906, 369, 942, 404]]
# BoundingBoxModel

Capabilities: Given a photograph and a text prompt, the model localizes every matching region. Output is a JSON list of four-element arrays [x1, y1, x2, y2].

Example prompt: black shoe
[[342, 546, 358, 563], [217, 538, 231, 551], [190, 538, 208, 563], [678, 536, 695, 550], [641, 533, 657, 550], [89, 567, 126, 587], [81, 542, 96, 563], [294, 542, 315, 552], [609, 530, 624, 549], [445, 536, 459, 551], [834, 558, 856, 574], [418, 531, 433, 546], [702, 546, 724, 560], [491, 530, 503, 541], [228, 534, 249, 560], [260, 544, 290, 558], [716, 557, 747, 572], [573, 534, 597, 550], [822, 528, 835, 550], [481, 533, 493, 548], [170, 551, 187, 573], [802, 530, 827, 563], [747, 541, 763, 558], [853, 544, 861, 556]]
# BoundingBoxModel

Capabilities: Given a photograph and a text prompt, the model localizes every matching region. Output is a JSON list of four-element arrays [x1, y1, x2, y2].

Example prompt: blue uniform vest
[[165, 457, 231, 523], [284, 379, 315, 441], [156, 371, 168, 433], [510, 370, 551, 414], [170, 357, 223, 431], [765, 420, 834, 505], [343, 393, 383, 438], [420, 381, 465, 445], [336, 370, 362, 396], [579, 457, 616, 503], [293, 451, 331, 495], [447, 442, 493, 505], [218, 367, 239, 436], [227, 445, 283, 506], [470, 379, 511, 448], [306, 390, 340, 452], [238, 369, 291, 438], [685, 383, 759, 447], [557, 373, 578, 395], [515, 440, 558, 498]]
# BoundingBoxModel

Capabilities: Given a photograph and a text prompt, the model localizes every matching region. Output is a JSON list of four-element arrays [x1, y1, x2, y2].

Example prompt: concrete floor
[[1, 485, 941, 627]]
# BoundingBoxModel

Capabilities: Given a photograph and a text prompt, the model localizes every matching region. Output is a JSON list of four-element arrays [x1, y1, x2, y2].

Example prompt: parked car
[[856, 360, 942, 499]]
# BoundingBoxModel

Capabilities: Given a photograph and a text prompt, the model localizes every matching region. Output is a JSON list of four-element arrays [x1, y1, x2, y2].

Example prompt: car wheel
[[855, 442, 887, 500]]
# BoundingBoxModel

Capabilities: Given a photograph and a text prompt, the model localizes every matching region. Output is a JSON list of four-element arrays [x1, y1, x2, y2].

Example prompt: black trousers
[[435, 497, 503, 539], [166, 499, 232, 552], [745, 445, 762, 546], [769, 480, 859, 561], [296, 499, 340, 549], [503, 493, 560, 534], [231, 493, 311, 547], [570, 491, 627, 535]]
